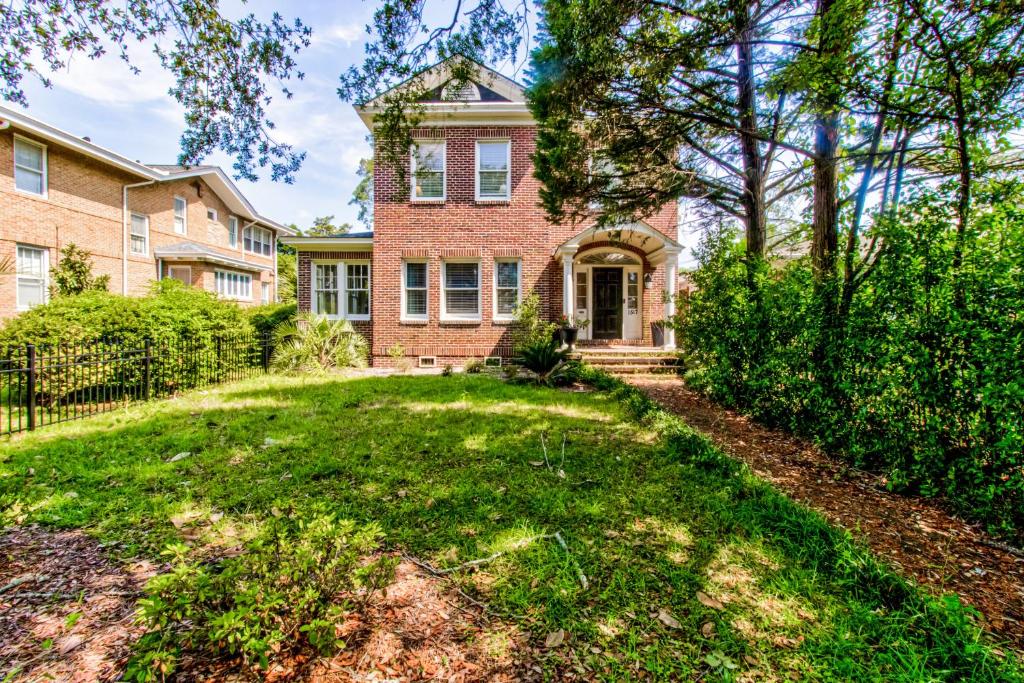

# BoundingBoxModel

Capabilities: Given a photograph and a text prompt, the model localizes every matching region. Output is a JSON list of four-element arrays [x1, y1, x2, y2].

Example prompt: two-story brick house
[[0, 106, 293, 318], [285, 61, 682, 367]]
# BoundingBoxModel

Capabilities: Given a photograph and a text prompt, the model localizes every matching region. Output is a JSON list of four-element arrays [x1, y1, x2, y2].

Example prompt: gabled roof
[[0, 105, 294, 235], [355, 58, 532, 129]]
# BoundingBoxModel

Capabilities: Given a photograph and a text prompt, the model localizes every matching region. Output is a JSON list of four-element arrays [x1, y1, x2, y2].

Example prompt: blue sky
[[8, 0, 701, 261]]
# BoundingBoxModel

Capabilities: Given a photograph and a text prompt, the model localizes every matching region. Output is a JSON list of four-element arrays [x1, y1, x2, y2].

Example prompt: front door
[[593, 267, 623, 339]]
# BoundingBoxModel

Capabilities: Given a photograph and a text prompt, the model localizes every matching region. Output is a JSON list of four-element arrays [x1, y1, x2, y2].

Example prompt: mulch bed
[[626, 375, 1024, 653]]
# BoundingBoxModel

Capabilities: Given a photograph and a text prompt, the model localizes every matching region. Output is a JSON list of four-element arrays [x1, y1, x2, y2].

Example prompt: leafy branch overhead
[[1, 0, 311, 182]]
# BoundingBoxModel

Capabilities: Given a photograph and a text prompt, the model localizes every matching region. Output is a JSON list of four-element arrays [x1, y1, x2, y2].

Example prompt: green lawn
[[0, 373, 1018, 681]]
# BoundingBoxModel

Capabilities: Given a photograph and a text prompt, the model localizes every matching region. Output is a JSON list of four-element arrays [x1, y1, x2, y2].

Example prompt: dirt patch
[[626, 375, 1024, 653], [0, 525, 155, 682]]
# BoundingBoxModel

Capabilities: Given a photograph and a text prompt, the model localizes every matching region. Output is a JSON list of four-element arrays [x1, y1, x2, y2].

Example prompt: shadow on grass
[[0, 372, 1019, 681]]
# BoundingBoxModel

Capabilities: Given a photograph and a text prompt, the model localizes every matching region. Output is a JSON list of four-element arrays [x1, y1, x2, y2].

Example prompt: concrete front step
[[571, 349, 681, 375], [598, 364, 680, 374]]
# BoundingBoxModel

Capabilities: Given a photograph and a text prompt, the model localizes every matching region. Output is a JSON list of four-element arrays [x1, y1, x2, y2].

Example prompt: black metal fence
[[1, 333, 273, 436]]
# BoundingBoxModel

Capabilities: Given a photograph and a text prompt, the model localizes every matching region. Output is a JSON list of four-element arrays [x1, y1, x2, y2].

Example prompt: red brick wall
[[0, 126, 277, 318], [361, 124, 677, 365], [296, 250, 373, 353]]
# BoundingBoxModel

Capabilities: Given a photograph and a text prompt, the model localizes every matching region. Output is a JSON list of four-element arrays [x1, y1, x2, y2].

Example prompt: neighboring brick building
[[0, 106, 293, 319], [285, 61, 682, 367]]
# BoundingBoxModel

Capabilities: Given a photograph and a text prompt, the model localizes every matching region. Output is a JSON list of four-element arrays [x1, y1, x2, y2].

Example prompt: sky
[[8, 0, 702, 263]]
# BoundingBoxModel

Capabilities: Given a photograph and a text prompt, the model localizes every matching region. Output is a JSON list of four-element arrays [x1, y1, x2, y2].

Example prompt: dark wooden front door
[[593, 268, 623, 339]]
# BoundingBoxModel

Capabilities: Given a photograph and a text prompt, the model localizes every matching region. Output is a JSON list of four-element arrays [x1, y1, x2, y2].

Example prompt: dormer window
[[441, 80, 480, 101], [411, 140, 445, 201]]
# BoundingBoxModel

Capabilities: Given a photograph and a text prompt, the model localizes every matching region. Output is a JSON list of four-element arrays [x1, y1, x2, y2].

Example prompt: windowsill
[[411, 198, 445, 204], [400, 318, 429, 325], [440, 317, 482, 325], [14, 187, 47, 200], [475, 197, 510, 204], [492, 317, 516, 325]]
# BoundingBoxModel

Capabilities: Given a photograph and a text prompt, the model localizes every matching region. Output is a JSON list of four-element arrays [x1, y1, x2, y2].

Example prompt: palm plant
[[272, 312, 368, 373], [517, 338, 579, 386]]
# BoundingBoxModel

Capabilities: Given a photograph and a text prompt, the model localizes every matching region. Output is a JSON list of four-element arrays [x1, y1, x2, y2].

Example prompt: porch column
[[561, 251, 575, 319], [663, 249, 680, 350]]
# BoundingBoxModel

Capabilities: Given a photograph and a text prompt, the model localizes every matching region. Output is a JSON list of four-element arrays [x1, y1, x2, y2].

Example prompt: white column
[[561, 253, 575, 319], [663, 250, 679, 350]]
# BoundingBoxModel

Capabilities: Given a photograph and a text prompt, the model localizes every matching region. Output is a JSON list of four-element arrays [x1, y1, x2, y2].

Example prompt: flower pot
[[552, 328, 565, 345], [562, 327, 579, 349]]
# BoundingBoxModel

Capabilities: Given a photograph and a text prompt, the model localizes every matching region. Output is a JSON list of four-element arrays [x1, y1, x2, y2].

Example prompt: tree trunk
[[736, 23, 767, 260], [811, 111, 840, 284]]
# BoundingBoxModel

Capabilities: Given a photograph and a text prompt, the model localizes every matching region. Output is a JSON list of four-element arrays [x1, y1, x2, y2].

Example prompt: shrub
[[272, 312, 368, 373], [517, 338, 580, 386], [127, 513, 396, 680], [463, 357, 484, 373], [510, 293, 557, 353], [247, 303, 296, 335], [50, 243, 110, 296], [386, 342, 412, 372]]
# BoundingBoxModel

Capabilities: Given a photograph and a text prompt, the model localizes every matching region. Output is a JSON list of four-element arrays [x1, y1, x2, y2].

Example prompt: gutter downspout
[[123, 180, 156, 295]]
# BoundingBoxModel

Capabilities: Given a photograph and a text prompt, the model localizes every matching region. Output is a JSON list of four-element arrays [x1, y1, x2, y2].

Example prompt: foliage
[[463, 357, 484, 374], [276, 248, 297, 305], [676, 189, 1024, 540], [349, 157, 374, 229], [1, 372, 1018, 680], [50, 243, 110, 296], [301, 215, 352, 237], [1, 1, 310, 181], [272, 313, 368, 374], [127, 512, 395, 680], [386, 342, 412, 372], [516, 338, 580, 386], [510, 293, 557, 353], [246, 303, 296, 336]]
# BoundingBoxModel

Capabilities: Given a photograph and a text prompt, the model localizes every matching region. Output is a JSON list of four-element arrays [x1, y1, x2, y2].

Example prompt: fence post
[[26, 344, 36, 432], [143, 338, 152, 401]]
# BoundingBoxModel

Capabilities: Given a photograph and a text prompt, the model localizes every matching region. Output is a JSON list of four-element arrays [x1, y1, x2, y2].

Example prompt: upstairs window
[[228, 216, 239, 248], [476, 140, 510, 201], [411, 141, 445, 201], [130, 213, 149, 255], [14, 137, 46, 196], [173, 196, 187, 234], [244, 225, 273, 256], [443, 261, 480, 320], [207, 208, 218, 222]]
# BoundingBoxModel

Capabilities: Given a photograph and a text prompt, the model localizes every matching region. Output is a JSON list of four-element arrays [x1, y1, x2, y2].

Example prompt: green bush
[[50, 243, 110, 296], [517, 337, 580, 386], [272, 312, 369, 373], [127, 512, 396, 680], [247, 302, 296, 335], [675, 188, 1024, 541]]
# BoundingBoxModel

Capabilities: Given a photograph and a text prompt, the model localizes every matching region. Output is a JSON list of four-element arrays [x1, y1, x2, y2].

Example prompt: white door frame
[[572, 251, 644, 341]]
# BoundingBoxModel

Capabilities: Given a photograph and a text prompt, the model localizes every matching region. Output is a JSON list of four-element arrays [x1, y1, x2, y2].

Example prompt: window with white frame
[[402, 261, 428, 320], [476, 140, 510, 200], [411, 140, 445, 200], [215, 270, 252, 299], [168, 266, 191, 285], [494, 259, 520, 319], [130, 213, 149, 255], [261, 281, 271, 304], [16, 245, 47, 310], [14, 137, 46, 196], [346, 263, 370, 318], [442, 261, 480, 319], [228, 216, 239, 248], [244, 225, 273, 256], [312, 260, 370, 319], [207, 208, 218, 222], [173, 196, 187, 234]]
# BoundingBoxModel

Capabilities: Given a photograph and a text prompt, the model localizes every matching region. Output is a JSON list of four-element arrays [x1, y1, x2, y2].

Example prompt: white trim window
[[476, 140, 510, 201], [313, 260, 371, 320], [244, 225, 273, 257], [411, 140, 445, 201], [261, 281, 271, 304], [215, 270, 252, 300], [494, 259, 521, 319], [130, 212, 149, 255], [228, 216, 239, 248], [346, 263, 371, 319], [442, 261, 480, 320], [402, 261, 428, 321], [207, 208, 218, 223], [16, 244, 48, 310], [168, 265, 192, 285], [173, 196, 188, 234], [14, 136, 46, 196]]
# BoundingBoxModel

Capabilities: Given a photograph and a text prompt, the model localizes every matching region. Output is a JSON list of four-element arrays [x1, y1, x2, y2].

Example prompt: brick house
[[284, 62, 682, 367], [0, 106, 293, 319]]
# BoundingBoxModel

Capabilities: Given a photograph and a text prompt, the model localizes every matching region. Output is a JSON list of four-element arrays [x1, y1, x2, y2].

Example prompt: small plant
[[441, 364, 454, 376], [50, 243, 110, 296], [517, 338, 580, 385], [272, 312, 369, 373], [126, 511, 396, 681], [511, 293, 558, 352], [463, 357, 484, 374], [387, 342, 413, 372], [501, 363, 521, 380]]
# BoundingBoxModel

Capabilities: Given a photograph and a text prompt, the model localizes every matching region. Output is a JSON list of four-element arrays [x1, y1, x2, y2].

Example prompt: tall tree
[[1, 0, 311, 181], [349, 157, 374, 230]]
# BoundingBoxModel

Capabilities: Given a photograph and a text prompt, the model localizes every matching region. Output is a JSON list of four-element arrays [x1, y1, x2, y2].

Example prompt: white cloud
[[310, 22, 366, 48], [46, 45, 173, 106]]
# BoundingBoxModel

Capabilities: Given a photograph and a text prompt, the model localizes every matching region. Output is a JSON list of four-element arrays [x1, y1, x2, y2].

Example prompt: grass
[[0, 370, 1019, 681]]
